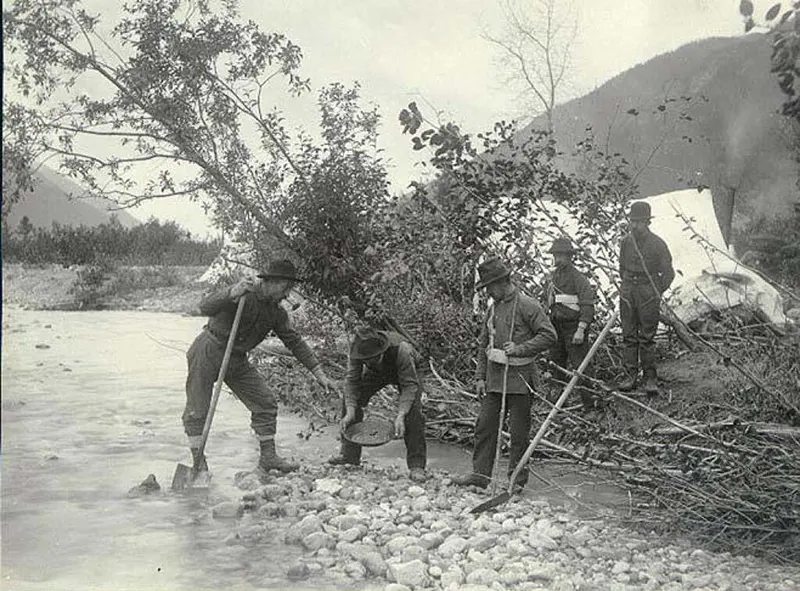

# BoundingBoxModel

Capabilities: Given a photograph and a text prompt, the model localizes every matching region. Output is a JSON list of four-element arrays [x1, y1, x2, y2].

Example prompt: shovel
[[171, 296, 246, 492], [470, 309, 619, 514]]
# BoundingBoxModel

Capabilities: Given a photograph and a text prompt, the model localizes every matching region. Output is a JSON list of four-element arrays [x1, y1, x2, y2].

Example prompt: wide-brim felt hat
[[257, 259, 303, 282], [628, 201, 653, 221], [476, 257, 511, 290], [350, 329, 390, 360], [549, 237, 576, 254]]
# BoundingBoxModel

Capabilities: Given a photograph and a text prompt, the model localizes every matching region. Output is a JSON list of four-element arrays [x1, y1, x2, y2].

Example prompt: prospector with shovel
[[172, 297, 245, 491], [470, 309, 619, 513], [172, 260, 340, 491]]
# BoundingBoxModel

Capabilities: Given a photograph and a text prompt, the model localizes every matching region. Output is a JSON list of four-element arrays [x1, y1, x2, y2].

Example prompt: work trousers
[[472, 391, 532, 488], [620, 282, 661, 375], [183, 330, 277, 441], [338, 373, 427, 470], [550, 318, 594, 407]]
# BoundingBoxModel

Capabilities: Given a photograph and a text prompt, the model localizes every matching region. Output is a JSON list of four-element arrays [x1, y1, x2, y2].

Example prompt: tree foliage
[[2, 0, 394, 315], [740, 0, 800, 122]]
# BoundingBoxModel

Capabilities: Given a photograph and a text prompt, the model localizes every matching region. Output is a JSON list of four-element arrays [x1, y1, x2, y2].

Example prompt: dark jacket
[[345, 331, 420, 415], [199, 286, 319, 370], [476, 288, 557, 394], [619, 230, 676, 292]]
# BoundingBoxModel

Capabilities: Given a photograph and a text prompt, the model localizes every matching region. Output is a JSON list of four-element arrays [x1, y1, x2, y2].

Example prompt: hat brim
[[257, 272, 303, 282], [476, 269, 511, 290], [350, 336, 390, 360]]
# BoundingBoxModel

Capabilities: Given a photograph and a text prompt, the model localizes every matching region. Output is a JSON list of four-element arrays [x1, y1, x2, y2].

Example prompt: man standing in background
[[545, 237, 598, 410], [618, 202, 675, 395]]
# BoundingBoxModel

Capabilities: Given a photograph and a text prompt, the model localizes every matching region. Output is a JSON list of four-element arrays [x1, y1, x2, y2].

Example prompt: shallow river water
[[1, 308, 626, 591]]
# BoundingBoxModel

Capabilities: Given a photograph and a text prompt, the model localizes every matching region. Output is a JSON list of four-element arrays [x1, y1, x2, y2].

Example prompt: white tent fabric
[[523, 189, 788, 327], [644, 190, 787, 327]]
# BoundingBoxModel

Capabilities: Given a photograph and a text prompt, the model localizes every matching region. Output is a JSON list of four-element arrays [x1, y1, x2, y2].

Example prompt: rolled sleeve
[[345, 358, 363, 411], [395, 343, 420, 415]]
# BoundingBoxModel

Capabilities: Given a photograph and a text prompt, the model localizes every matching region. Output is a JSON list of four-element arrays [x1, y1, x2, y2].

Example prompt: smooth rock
[[407, 485, 425, 497], [302, 532, 335, 551], [466, 568, 500, 586], [400, 545, 428, 563], [441, 565, 465, 587], [211, 501, 242, 519], [286, 561, 309, 581], [389, 559, 430, 588], [528, 531, 558, 551], [439, 535, 469, 558], [315, 478, 342, 494], [340, 526, 365, 542], [470, 533, 496, 552]]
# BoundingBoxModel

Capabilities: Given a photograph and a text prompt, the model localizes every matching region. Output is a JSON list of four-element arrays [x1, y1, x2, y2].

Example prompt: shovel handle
[[194, 296, 247, 466], [506, 309, 619, 492]]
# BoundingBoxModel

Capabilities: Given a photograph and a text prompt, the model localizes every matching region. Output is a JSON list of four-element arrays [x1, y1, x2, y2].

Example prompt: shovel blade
[[171, 462, 192, 491], [469, 491, 511, 514], [171, 463, 212, 492]]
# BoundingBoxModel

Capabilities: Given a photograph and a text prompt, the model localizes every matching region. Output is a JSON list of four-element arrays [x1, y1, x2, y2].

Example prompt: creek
[[1, 308, 626, 591]]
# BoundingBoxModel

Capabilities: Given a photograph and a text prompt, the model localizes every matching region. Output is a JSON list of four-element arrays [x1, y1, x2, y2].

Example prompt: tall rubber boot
[[643, 368, 659, 396], [258, 439, 299, 473], [617, 371, 638, 392]]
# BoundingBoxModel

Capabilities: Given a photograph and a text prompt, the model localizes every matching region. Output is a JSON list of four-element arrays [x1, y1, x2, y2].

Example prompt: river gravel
[[204, 463, 800, 591]]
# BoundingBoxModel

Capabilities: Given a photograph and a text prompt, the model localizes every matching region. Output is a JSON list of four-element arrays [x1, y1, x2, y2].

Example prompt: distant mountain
[[524, 33, 798, 243], [3, 165, 140, 230]]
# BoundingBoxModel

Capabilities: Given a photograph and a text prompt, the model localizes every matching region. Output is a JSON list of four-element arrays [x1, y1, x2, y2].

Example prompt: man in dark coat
[[453, 257, 557, 491], [545, 237, 598, 409], [618, 201, 675, 395], [330, 327, 427, 482], [183, 259, 339, 475]]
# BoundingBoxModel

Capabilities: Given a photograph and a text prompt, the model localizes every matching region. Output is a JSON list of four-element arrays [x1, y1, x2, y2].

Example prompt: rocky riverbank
[[191, 463, 799, 591]]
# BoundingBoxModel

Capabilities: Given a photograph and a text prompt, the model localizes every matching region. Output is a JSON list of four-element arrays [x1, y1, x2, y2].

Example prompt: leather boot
[[327, 439, 361, 466], [617, 371, 638, 392], [643, 369, 659, 396], [451, 472, 490, 489], [327, 454, 360, 466], [258, 439, 299, 473], [190, 447, 209, 473]]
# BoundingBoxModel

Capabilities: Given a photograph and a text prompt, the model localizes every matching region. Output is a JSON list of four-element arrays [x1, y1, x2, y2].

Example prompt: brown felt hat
[[628, 201, 653, 221], [257, 259, 303, 282], [475, 257, 511, 290], [350, 328, 390, 360], [549, 237, 576, 254]]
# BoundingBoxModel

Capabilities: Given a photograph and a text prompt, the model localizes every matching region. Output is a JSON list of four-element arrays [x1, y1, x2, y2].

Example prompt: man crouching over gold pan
[[452, 257, 557, 492], [329, 327, 428, 483]]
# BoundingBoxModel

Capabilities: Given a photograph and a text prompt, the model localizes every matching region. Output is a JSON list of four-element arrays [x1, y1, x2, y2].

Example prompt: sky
[[19, 0, 749, 238]]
